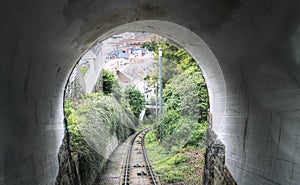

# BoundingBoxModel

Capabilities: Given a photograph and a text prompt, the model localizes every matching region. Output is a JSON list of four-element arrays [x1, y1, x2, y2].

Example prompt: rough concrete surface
[[1, 0, 300, 184]]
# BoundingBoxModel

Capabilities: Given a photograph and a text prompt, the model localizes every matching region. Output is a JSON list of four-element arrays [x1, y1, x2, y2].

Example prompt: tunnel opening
[[2, 1, 300, 185], [56, 20, 234, 185], [60, 31, 210, 184], [63, 20, 227, 139]]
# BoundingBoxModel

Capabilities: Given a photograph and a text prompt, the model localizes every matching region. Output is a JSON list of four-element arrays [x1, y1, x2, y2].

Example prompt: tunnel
[[1, 0, 300, 184]]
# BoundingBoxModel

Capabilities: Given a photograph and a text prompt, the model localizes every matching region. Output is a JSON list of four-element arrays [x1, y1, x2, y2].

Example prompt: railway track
[[122, 129, 160, 185]]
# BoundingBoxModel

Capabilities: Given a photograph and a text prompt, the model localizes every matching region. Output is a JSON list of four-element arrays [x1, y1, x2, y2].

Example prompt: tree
[[141, 41, 156, 51], [124, 86, 146, 118], [147, 39, 209, 148], [163, 67, 208, 122], [102, 69, 120, 98]]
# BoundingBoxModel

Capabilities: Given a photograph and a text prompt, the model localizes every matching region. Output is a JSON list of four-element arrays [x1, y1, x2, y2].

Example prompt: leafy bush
[[124, 86, 146, 118], [141, 41, 156, 51], [157, 110, 180, 140], [102, 69, 120, 98], [64, 100, 76, 127], [185, 121, 206, 148], [163, 66, 208, 122]]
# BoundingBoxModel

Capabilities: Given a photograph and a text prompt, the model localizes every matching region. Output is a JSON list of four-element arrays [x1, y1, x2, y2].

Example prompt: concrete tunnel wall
[[1, 0, 300, 184]]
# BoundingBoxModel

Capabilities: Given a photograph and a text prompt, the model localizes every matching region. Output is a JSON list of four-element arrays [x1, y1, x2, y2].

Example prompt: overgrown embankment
[[143, 40, 208, 184], [57, 94, 137, 185], [57, 69, 145, 185]]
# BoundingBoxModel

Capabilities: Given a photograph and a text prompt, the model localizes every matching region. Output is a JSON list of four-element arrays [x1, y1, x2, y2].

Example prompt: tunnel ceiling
[[1, 0, 300, 184]]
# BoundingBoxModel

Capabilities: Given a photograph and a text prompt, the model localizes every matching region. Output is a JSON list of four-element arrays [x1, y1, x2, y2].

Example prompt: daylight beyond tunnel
[[60, 32, 213, 184]]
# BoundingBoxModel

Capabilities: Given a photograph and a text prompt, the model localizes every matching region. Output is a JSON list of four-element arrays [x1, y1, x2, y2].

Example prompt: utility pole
[[158, 47, 163, 143], [155, 82, 158, 118], [159, 48, 163, 115]]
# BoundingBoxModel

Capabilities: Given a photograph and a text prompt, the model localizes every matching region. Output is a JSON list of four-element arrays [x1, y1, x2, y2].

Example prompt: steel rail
[[141, 129, 157, 185], [123, 130, 143, 185], [123, 128, 158, 185]]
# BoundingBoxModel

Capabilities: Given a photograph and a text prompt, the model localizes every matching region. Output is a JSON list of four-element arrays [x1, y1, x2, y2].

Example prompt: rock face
[[56, 127, 81, 185], [203, 114, 237, 185]]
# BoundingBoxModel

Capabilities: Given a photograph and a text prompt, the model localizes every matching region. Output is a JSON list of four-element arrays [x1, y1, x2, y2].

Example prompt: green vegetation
[[65, 94, 136, 184], [142, 40, 209, 184], [124, 86, 146, 118], [145, 130, 204, 184], [141, 40, 156, 51], [64, 70, 145, 184], [65, 99, 103, 184], [63, 38, 208, 185], [102, 69, 120, 96], [80, 66, 89, 76]]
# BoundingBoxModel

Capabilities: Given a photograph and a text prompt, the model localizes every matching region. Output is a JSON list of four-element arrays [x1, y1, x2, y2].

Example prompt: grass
[[80, 66, 89, 76], [145, 130, 203, 184], [135, 123, 153, 132]]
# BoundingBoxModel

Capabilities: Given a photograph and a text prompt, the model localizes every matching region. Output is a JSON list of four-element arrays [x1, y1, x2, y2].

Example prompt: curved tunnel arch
[[66, 22, 228, 183], [65, 19, 300, 184], [2, 1, 300, 185]]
